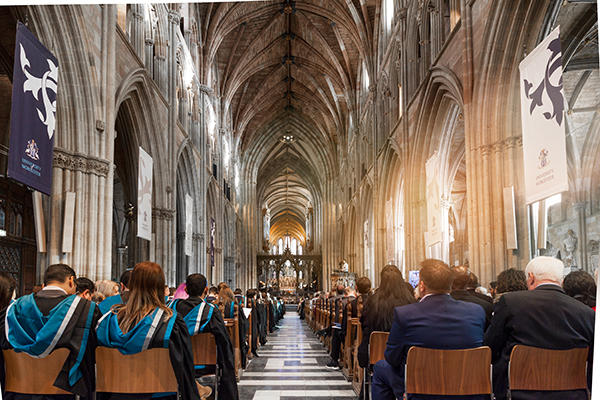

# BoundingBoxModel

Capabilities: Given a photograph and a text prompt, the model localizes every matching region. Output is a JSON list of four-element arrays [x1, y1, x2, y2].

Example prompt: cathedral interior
[[0, 0, 598, 294]]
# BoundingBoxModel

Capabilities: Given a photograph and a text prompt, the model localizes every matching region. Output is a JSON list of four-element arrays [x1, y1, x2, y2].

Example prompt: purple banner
[[8, 22, 58, 195]]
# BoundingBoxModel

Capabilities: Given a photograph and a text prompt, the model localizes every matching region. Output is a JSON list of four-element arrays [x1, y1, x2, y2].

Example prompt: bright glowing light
[[363, 62, 370, 90], [207, 106, 216, 138], [223, 138, 230, 171], [385, 0, 394, 31]]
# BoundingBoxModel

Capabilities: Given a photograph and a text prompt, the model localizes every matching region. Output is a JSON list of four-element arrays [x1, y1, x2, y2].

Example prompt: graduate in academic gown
[[257, 291, 268, 345], [0, 264, 100, 400], [245, 289, 259, 356], [98, 270, 132, 314], [220, 287, 249, 369], [168, 274, 240, 400], [95, 262, 200, 400]]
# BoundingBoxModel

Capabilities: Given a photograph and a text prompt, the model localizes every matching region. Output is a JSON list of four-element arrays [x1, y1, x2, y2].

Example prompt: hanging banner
[[8, 22, 59, 195], [137, 147, 152, 241], [519, 27, 568, 204], [210, 218, 216, 268], [185, 193, 193, 256], [426, 153, 442, 246]]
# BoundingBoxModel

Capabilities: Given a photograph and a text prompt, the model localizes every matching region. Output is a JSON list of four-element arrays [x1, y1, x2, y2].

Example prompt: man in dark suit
[[451, 265, 493, 328], [484, 256, 594, 400], [372, 259, 486, 400]]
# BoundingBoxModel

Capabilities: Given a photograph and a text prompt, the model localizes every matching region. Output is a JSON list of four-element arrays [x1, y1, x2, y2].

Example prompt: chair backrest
[[3, 348, 71, 395], [405, 346, 492, 395], [96, 347, 178, 393], [509, 345, 588, 391], [191, 333, 218, 365], [369, 331, 389, 365]]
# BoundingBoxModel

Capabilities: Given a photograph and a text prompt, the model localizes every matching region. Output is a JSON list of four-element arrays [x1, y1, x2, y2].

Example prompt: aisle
[[239, 313, 356, 400]]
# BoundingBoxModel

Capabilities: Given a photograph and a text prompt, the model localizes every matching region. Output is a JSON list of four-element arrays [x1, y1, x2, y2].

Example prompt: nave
[[240, 311, 355, 400]]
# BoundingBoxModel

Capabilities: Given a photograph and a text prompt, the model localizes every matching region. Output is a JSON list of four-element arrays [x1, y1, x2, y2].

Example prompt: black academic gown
[[174, 297, 240, 400], [246, 298, 259, 352], [0, 290, 101, 400], [232, 297, 249, 368], [256, 301, 267, 344]]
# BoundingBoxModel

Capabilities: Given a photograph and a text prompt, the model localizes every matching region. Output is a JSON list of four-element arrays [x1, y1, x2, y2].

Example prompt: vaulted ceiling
[[197, 0, 378, 245]]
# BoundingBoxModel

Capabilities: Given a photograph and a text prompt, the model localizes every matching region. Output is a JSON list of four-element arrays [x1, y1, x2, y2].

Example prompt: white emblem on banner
[[519, 27, 568, 204], [137, 147, 153, 241], [20, 44, 58, 140]]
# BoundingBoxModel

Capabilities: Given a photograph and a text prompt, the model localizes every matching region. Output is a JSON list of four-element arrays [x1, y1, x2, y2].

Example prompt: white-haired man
[[484, 256, 594, 400]]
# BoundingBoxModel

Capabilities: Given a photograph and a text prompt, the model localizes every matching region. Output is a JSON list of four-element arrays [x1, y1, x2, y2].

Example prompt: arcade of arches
[[0, 1, 598, 295]]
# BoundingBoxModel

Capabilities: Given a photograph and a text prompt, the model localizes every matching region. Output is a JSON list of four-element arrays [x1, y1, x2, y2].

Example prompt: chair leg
[[215, 365, 220, 400]]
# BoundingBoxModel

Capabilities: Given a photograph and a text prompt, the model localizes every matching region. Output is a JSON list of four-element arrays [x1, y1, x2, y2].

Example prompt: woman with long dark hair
[[0, 272, 16, 311], [96, 261, 202, 399], [358, 265, 415, 368]]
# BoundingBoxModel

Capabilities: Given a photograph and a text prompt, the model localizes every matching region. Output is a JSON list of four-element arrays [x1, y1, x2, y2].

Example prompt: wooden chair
[[362, 331, 389, 399], [3, 348, 71, 395], [405, 346, 492, 397], [224, 317, 241, 380], [351, 318, 363, 395], [508, 345, 589, 397], [191, 333, 220, 399], [96, 347, 178, 394], [341, 304, 356, 380]]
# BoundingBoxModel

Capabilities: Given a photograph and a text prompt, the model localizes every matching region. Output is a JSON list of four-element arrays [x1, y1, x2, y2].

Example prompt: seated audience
[[92, 291, 106, 304], [219, 283, 249, 368], [495, 268, 527, 302], [206, 286, 219, 304], [467, 272, 493, 304], [96, 262, 201, 400], [340, 277, 370, 360], [489, 280, 498, 299], [358, 265, 415, 369], [234, 288, 245, 306], [98, 269, 132, 314], [96, 279, 118, 298], [75, 277, 96, 301], [484, 256, 595, 400], [246, 288, 260, 356], [372, 259, 486, 400], [450, 266, 493, 328], [169, 274, 239, 400], [0, 264, 100, 399], [326, 284, 348, 369], [563, 269, 596, 310]]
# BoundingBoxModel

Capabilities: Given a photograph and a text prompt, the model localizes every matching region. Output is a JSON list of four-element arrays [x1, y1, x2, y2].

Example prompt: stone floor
[[239, 311, 356, 400]]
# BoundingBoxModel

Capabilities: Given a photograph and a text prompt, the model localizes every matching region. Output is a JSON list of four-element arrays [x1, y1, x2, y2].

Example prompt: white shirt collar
[[419, 293, 450, 302], [42, 285, 67, 295]]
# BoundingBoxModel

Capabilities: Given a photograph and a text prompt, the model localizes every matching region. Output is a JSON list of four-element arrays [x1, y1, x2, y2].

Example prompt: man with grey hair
[[484, 256, 594, 400]]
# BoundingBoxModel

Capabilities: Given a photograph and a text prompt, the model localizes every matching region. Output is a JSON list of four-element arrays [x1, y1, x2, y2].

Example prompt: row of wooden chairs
[[304, 302, 589, 399], [3, 333, 219, 397], [363, 331, 589, 399]]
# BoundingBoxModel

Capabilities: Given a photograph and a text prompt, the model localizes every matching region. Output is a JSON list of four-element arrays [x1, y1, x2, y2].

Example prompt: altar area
[[257, 248, 322, 300]]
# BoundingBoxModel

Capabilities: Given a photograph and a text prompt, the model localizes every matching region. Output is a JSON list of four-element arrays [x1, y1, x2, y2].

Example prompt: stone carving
[[152, 207, 175, 220], [53, 148, 110, 177], [563, 229, 578, 268]]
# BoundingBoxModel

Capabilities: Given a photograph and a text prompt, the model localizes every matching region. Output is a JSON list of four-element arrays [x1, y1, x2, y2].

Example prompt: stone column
[[574, 202, 588, 271], [145, 38, 154, 76], [130, 4, 145, 62]]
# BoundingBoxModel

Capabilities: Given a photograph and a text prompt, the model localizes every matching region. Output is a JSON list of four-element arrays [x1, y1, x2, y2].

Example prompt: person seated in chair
[[75, 277, 96, 302], [169, 274, 240, 400], [98, 269, 132, 314], [484, 256, 595, 400], [96, 262, 201, 400], [450, 266, 493, 328], [0, 264, 100, 399], [205, 286, 219, 304], [219, 283, 249, 369], [372, 259, 486, 400]]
